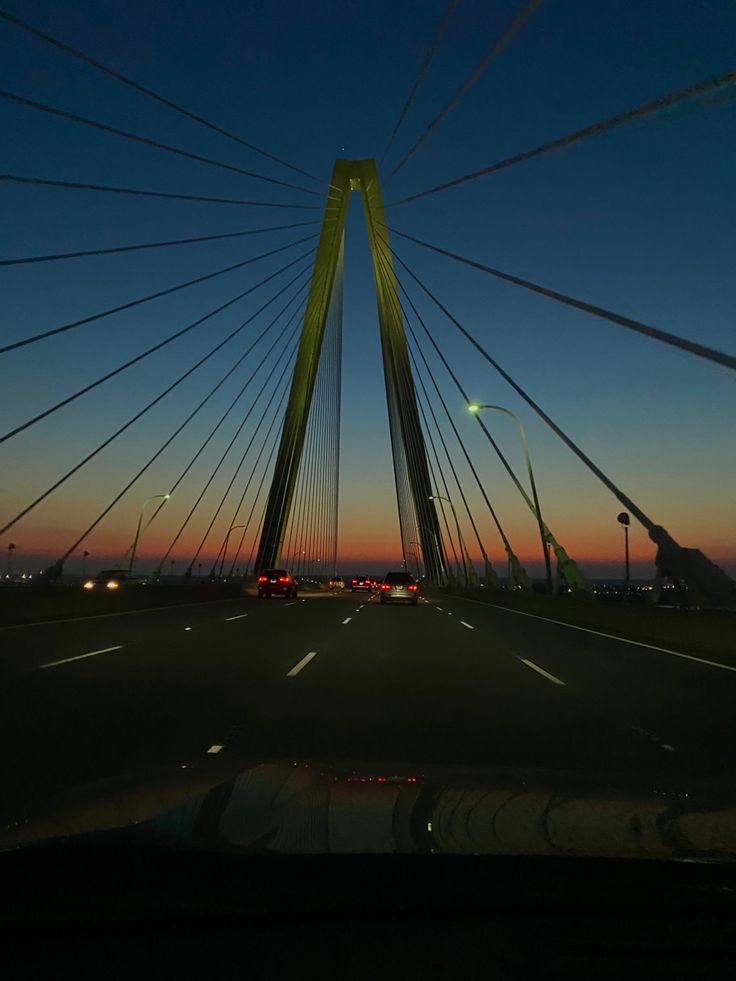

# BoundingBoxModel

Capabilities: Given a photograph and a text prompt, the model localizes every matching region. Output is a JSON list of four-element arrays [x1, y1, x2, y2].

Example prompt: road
[[2, 589, 736, 815]]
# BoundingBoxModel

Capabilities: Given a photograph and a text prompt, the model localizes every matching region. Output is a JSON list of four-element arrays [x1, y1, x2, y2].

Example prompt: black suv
[[257, 569, 298, 599]]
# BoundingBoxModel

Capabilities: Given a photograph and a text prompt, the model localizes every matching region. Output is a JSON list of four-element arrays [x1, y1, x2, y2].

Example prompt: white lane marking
[[286, 651, 318, 677], [342, 617, 352, 625], [447, 612, 453, 616], [207, 744, 224, 754], [225, 613, 248, 621], [436, 606, 443, 611], [284, 602, 296, 607], [184, 626, 192, 631], [518, 657, 566, 686], [39, 645, 123, 670], [462, 599, 736, 674], [0, 597, 249, 631], [460, 621, 474, 630]]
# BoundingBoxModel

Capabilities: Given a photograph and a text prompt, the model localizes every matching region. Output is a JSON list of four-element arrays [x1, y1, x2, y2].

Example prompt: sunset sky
[[1, 0, 735, 579]]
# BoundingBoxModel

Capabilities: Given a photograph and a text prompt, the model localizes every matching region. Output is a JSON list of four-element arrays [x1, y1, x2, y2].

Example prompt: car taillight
[[408, 584, 418, 591], [352, 579, 357, 584], [381, 583, 390, 590], [258, 576, 268, 583], [278, 576, 289, 582]]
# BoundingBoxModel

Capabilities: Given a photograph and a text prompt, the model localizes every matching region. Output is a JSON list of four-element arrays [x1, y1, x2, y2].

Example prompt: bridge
[[1, 4, 735, 818]]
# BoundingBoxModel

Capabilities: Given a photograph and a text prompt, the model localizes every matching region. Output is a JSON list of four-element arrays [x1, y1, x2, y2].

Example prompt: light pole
[[429, 495, 469, 587], [468, 403, 553, 595], [617, 512, 630, 592], [6, 543, 16, 579], [128, 494, 170, 575], [82, 550, 90, 578], [218, 525, 246, 579]]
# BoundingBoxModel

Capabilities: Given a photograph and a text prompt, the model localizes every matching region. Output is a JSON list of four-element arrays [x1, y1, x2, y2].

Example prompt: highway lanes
[[1, 589, 735, 816]]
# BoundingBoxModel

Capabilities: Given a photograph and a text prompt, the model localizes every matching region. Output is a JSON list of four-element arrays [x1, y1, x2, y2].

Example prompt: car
[[328, 575, 345, 591], [351, 575, 372, 592], [257, 569, 297, 599], [380, 571, 419, 605], [82, 569, 131, 591]]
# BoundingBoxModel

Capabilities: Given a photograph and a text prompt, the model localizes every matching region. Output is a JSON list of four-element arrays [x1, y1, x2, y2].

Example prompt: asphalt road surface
[[2, 589, 736, 815]]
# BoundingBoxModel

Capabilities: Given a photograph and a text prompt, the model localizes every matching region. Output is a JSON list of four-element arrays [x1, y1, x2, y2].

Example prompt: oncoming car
[[82, 569, 131, 591], [380, 571, 419, 605], [257, 570, 298, 599]]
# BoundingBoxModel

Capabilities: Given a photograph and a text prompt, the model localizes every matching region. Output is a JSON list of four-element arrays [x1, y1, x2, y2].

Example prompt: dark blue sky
[[1, 0, 734, 576]]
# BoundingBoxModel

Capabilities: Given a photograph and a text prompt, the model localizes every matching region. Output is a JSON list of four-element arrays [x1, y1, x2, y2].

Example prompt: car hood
[[2, 757, 736, 860]]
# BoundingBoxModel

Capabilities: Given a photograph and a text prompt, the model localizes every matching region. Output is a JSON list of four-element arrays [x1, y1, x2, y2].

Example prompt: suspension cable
[[1, 172, 321, 209], [0, 8, 321, 183], [380, 0, 460, 167], [0, 89, 318, 195], [387, 67, 736, 205], [387, 227, 736, 372], [0, 220, 318, 267], [1, 250, 314, 442], [0, 234, 316, 356], [0, 262, 313, 536], [384, 0, 543, 184]]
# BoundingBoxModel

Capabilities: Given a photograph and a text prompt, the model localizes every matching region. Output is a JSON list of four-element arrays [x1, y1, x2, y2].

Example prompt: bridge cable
[[386, 226, 736, 372], [0, 234, 317, 356], [0, 249, 314, 442], [155, 316, 303, 566], [0, 89, 318, 195], [1, 173, 321, 210], [389, 245, 659, 532], [53, 293, 305, 564], [387, 66, 736, 206], [384, 0, 544, 185], [0, 220, 318, 267], [0, 8, 321, 183], [379, 0, 460, 168], [186, 338, 300, 572], [0, 262, 313, 537]]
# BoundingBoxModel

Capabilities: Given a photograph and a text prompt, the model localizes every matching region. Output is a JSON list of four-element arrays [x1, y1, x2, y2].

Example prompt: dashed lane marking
[[460, 621, 474, 630], [518, 657, 566, 686], [207, 745, 224, 754], [225, 614, 248, 621], [342, 617, 352, 625], [286, 651, 318, 677], [39, 645, 123, 670]]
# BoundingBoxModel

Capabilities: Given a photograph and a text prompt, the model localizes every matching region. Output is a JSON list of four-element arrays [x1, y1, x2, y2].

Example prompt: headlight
[[106, 580, 120, 590], [83, 580, 95, 590]]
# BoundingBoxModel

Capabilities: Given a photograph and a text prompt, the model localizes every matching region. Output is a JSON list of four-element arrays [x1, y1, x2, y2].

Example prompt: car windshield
[[2, 1, 735, 868]]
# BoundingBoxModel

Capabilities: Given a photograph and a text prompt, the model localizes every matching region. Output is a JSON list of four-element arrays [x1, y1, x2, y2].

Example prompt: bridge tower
[[255, 158, 448, 584]]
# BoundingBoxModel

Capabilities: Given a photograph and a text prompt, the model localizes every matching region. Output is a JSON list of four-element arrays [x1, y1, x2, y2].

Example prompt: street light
[[81, 550, 90, 578], [217, 525, 246, 579], [429, 494, 469, 587], [128, 494, 170, 575], [6, 543, 16, 580], [468, 403, 553, 594], [408, 540, 422, 579], [617, 512, 631, 591]]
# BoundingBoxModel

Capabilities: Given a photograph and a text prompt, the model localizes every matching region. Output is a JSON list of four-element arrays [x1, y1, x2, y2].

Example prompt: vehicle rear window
[[384, 572, 414, 584], [263, 570, 287, 577]]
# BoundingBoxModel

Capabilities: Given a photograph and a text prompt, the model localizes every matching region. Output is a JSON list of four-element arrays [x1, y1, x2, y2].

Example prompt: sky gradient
[[1, 0, 735, 579]]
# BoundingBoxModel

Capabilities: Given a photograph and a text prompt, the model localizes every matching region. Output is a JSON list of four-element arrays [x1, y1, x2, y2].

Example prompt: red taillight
[[408, 584, 418, 591], [278, 576, 289, 583], [381, 583, 390, 590], [258, 576, 267, 582], [352, 579, 357, 584]]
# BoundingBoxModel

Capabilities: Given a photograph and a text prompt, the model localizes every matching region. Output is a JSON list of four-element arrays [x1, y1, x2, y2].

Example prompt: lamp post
[[429, 495, 469, 587], [617, 512, 630, 592], [468, 403, 552, 594], [6, 543, 16, 580], [82, 550, 90, 578], [217, 525, 246, 580], [128, 494, 170, 575], [408, 541, 422, 579]]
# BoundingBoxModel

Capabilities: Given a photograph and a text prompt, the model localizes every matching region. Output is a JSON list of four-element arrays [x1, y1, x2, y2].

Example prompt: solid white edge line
[[460, 621, 474, 630], [1, 597, 249, 631], [39, 645, 123, 669], [207, 745, 224, 754], [286, 651, 318, 677], [518, 657, 566, 686], [342, 617, 352, 624], [225, 613, 248, 621], [461, 598, 736, 673]]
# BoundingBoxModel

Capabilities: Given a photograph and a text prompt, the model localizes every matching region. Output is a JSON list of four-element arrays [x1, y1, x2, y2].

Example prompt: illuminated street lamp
[[128, 494, 170, 575], [429, 494, 469, 587], [468, 403, 552, 594]]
